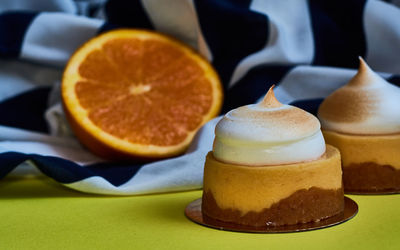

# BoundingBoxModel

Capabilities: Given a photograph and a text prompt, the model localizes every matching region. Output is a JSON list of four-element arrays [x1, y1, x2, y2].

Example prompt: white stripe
[[141, 0, 212, 60], [363, 0, 400, 74], [20, 12, 102, 66], [45, 103, 75, 137], [0, 125, 78, 147], [0, 140, 102, 165], [228, 0, 314, 87], [64, 157, 202, 194], [0, 0, 76, 13], [0, 125, 103, 165], [0, 59, 61, 101]]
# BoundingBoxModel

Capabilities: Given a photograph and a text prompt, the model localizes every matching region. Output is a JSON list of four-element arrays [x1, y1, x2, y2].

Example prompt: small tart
[[202, 145, 343, 226], [323, 130, 400, 192], [318, 58, 400, 193]]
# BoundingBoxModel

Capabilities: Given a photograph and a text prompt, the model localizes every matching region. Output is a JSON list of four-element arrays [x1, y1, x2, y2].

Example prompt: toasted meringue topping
[[213, 86, 326, 165], [318, 57, 400, 135]]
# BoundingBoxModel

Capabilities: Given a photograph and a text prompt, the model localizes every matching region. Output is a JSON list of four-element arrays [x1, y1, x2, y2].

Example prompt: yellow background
[[0, 176, 399, 250]]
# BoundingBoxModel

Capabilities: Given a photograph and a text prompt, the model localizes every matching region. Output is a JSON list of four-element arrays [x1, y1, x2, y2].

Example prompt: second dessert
[[318, 58, 400, 193]]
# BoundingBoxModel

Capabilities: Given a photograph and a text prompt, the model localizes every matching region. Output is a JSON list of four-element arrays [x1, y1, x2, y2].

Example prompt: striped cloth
[[0, 0, 399, 195]]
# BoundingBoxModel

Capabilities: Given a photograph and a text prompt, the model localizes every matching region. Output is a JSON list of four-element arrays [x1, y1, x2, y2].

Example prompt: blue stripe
[[222, 65, 293, 113], [0, 152, 28, 179], [308, 0, 367, 68], [0, 152, 143, 186], [0, 11, 37, 58], [387, 75, 400, 87], [0, 87, 51, 133], [97, 22, 123, 34], [290, 98, 324, 116], [103, 0, 153, 31], [194, 0, 269, 88]]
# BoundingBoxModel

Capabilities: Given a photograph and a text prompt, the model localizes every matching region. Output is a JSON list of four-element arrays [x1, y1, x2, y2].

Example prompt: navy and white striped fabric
[[0, 0, 399, 195]]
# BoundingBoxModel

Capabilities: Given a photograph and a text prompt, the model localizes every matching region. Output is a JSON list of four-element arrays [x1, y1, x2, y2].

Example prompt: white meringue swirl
[[213, 87, 326, 165], [318, 57, 400, 135]]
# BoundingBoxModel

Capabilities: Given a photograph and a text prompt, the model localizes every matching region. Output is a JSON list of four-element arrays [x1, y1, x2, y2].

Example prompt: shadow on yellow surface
[[0, 176, 96, 198]]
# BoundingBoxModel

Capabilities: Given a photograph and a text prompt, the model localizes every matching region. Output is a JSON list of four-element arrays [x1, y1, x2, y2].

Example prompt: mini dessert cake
[[202, 87, 344, 227], [318, 58, 400, 193]]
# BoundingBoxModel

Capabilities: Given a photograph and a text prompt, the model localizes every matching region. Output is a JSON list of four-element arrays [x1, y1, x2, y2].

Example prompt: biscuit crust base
[[202, 187, 344, 227], [343, 163, 400, 192]]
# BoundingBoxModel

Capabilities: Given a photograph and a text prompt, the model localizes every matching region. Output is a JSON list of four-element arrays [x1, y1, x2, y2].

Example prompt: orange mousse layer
[[323, 131, 400, 192], [323, 131, 400, 169], [202, 145, 343, 226]]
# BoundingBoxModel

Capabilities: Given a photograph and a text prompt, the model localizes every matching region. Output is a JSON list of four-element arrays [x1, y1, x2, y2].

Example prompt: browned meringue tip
[[260, 85, 283, 108], [347, 57, 376, 87], [358, 56, 371, 73]]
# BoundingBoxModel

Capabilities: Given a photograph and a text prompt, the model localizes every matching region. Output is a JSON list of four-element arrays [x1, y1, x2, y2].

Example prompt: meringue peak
[[347, 57, 384, 87], [260, 85, 283, 108], [213, 86, 325, 166], [318, 57, 400, 135]]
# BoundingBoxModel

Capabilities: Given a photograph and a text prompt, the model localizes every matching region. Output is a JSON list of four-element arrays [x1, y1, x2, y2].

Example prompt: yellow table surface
[[0, 175, 399, 250]]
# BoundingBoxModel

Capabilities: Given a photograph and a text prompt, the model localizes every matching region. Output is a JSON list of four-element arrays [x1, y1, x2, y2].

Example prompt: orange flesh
[[75, 38, 213, 146]]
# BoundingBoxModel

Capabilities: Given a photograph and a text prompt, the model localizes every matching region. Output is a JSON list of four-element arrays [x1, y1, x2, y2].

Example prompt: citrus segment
[[75, 81, 129, 109], [62, 29, 223, 161], [78, 50, 124, 83], [102, 38, 143, 82], [142, 39, 185, 80]]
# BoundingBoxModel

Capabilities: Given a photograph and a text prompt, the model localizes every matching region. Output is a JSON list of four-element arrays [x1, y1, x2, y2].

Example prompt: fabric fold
[[0, 0, 399, 195]]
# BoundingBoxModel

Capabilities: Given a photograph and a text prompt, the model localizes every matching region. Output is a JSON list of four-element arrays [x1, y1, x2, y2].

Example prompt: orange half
[[62, 29, 223, 161]]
